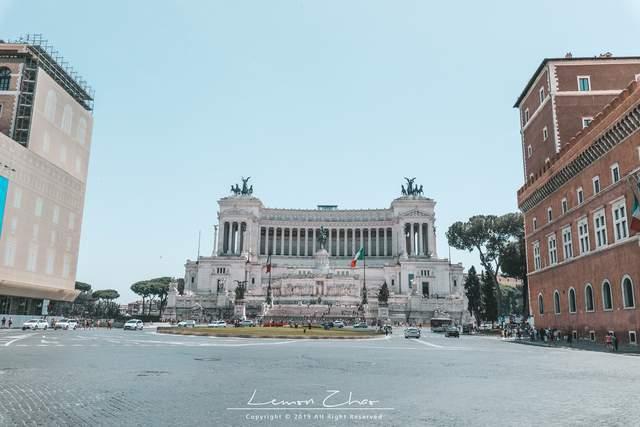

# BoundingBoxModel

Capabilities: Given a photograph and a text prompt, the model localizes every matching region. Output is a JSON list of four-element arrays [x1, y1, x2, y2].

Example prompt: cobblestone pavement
[[1, 328, 639, 426]]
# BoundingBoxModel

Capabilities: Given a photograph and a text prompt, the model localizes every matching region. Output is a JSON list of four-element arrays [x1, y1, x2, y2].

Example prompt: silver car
[[404, 327, 421, 339]]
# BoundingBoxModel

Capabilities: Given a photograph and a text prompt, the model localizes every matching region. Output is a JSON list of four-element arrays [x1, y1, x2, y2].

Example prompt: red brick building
[[516, 55, 640, 345]]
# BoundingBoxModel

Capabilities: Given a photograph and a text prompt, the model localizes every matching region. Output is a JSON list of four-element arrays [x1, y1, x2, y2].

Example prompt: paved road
[[0, 327, 638, 426]]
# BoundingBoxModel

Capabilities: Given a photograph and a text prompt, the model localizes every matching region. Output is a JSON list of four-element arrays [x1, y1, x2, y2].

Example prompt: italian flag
[[631, 190, 640, 234], [351, 247, 365, 268]]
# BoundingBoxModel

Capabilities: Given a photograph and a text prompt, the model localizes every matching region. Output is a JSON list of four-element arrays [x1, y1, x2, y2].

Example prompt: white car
[[333, 321, 345, 328], [22, 319, 49, 330], [208, 320, 227, 328], [54, 319, 75, 330], [68, 319, 79, 330], [124, 319, 144, 330], [177, 320, 196, 328]]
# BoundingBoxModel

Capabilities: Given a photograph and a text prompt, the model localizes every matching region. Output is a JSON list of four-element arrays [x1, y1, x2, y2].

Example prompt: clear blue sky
[[2, 1, 639, 302]]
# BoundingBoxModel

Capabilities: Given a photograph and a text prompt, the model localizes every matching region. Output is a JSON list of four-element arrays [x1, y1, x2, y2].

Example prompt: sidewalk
[[507, 337, 640, 355]]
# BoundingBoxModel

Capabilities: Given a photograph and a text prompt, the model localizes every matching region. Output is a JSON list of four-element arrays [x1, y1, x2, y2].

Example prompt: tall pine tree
[[464, 266, 482, 325], [481, 271, 498, 323]]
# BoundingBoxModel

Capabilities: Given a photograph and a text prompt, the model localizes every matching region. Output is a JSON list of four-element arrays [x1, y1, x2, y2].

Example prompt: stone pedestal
[[377, 306, 389, 320], [234, 303, 246, 320]]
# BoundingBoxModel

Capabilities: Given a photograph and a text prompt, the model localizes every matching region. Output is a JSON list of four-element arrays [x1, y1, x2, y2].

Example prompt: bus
[[430, 317, 453, 332]]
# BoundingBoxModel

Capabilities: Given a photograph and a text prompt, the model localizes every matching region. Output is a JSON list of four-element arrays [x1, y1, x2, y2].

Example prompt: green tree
[[499, 284, 523, 317], [500, 228, 528, 316], [147, 277, 172, 318], [464, 266, 482, 325], [480, 272, 498, 323], [92, 289, 120, 318], [446, 212, 523, 314], [377, 282, 390, 305], [131, 281, 153, 315], [75, 281, 92, 293]]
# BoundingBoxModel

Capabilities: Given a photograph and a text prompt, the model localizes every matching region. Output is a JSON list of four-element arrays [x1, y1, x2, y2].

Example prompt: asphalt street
[[0, 327, 639, 427]]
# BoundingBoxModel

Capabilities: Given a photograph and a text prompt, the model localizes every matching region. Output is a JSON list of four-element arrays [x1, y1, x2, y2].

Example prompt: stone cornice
[[518, 81, 640, 213]]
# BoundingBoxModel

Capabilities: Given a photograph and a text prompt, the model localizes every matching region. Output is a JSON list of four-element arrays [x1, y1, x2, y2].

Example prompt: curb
[[157, 329, 380, 339]]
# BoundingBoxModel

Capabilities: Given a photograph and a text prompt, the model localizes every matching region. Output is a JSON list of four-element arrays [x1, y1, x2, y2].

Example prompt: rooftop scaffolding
[[11, 34, 95, 111]]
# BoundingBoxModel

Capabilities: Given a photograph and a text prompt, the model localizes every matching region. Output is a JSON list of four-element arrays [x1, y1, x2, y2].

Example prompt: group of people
[[605, 332, 619, 352], [1, 317, 13, 328]]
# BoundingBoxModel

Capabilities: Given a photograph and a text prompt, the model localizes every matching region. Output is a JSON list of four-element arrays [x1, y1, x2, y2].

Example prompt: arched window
[[553, 291, 561, 314], [0, 67, 10, 91], [538, 294, 544, 315], [568, 288, 577, 313], [602, 281, 613, 310], [585, 283, 595, 312], [44, 90, 57, 122], [622, 276, 635, 308]]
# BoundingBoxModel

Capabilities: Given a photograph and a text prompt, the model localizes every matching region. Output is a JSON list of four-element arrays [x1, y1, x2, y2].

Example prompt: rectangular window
[[578, 76, 591, 92], [578, 218, 590, 254], [524, 109, 529, 125], [52, 205, 60, 224], [593, 176, 600, 195], [547, 207, 553, 222], [539, 87, 545, 104], [527, 145, 532, 158], [562, 227, 573, 260], [34, 197, 43, 217], [13, 187, 22, 209], [561, 198, 568, 214], [532, 217, 537, 231], [547, 234, 558, 265], [594, 209, 607, 248], [68, 213, 76, 230], [543, 127, 548, 141], [612, 199, 629, 241], [577, 187, 584, 205], [589, 331, 596, 342], [630, 331, 637, 345], [610, 163, 620, 183], [533, 241, 541, 270], [582, 117, 593, 128]]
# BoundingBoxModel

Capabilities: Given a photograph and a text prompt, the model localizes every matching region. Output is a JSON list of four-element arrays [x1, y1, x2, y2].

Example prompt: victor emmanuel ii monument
[[166, 178, 468, 324]]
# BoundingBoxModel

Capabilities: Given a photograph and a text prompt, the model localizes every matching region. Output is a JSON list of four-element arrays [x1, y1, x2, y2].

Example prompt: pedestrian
[[8, 318, 12, 329], [613, 333, 618, 352], [605, 333, 613, 351], [1, 316, 5, 328]]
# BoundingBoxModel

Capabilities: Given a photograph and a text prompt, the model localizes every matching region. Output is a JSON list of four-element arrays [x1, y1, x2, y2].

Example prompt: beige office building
[[0, 35, 94, 320]]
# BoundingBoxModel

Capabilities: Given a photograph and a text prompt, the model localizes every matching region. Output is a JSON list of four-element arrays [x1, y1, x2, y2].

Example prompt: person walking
[[1, 317, 5, 328], [605, 333, 613, 351], [613, 333, 618, 352], [7, 318, 12, 329]]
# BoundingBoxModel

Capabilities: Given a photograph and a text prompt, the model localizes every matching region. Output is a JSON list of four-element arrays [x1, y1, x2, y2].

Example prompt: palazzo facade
[[167, 179, 467, 324]]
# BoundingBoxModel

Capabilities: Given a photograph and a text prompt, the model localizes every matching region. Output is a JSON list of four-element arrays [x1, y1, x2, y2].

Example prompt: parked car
[[333, 321, 345, 328], [124, 319, 144, 330], [445, 326, 460, 338], [404, 327, 421, 339], [353, 322, 368, 329], [22, 319, 48, 330], [208, 320, 227, 328], [54, 319, 76, 330], [177, 320, 196, 328], [239, 320, 255, 327]]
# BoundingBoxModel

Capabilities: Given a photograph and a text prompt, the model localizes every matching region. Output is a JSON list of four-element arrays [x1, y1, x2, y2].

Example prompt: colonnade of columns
[[403, 222, 431, 257], [221, 221, 247, 255], [258, 226, 394, 257]]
